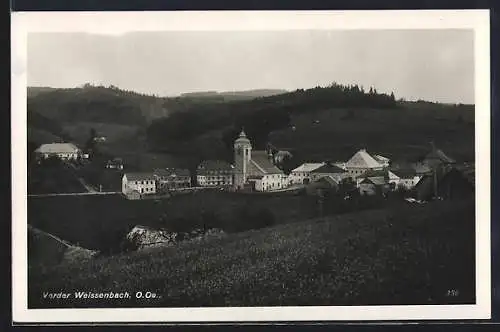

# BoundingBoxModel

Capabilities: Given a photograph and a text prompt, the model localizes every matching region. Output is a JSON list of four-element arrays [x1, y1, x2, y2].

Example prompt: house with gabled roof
[[305, 175, 341, 196], [309, 162, 348, 183], [390, 168, 422, 190], [345, 148, 384, 179], [289, 162, 325, 185], [359, 177, 389, 196], [122, 172, 156, 198], [373, 154, 391, 167], [414, 143, 456, 172], [413, 166, 474, 201], [233, 129, 288, 192], [154, 168, 191, 190], [35, 142, 81, 161], [196, 160, 234, 187]]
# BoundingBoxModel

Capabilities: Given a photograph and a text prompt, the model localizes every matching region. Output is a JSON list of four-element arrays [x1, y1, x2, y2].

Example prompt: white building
[[35, 143, 81, 160], [345, 149, 385, 179], [288, 163, 325, 185], [389, 169, 423, 190], [233, 130, 288, 192], [122, 173, 156, 197], [373, 154, 391, 168], [197, 160, 233, 187]]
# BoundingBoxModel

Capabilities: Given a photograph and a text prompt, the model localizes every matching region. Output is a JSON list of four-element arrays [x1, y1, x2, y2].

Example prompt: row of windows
[[199, 170, 231, 175], [140, 187, 155, 193], [204, 176, 231, 181], [203, 181, 230, 186], [133, 180, 154, 185]]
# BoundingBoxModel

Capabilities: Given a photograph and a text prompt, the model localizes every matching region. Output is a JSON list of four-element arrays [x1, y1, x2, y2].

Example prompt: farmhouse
[[35, 143, 81, 160], [422, 144, 456, 168], [413, 143, 456, 173], [373, 154, 391, 168], [154, 168, 191, 191], [356, 169, 390, 187], [359, 177, 389, 196], [414, 166, 474, 201], [289, 163, 325, 185], [105, 158, 124, 170], [345, 149, 385, 179], [309, 162, 348, 183], [122, 173, 156, 198], [197, 160, 233, 187], [389, 169, 422, 190], [233, 130, 288, 191], [306, 176, 340, 196]]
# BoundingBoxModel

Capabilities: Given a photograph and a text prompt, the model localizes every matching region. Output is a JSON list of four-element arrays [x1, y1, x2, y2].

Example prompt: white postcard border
[[11, 9, 491, 323]]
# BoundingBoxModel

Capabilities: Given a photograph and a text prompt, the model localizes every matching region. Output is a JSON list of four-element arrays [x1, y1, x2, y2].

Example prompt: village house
[[373, 154, 391, 168], [122, 173, 156, 199], [309, 162, 348, 183], [413, 166, 474, 201], [389, 169, 422, 190], [93, 136, 107, 143], [359, 177, 390, 196], [421, 143, 456, 169], [412, 143, 456, 177], [355, 169, 391, 188], [288, 163, 325, 185], [197, 160, 234, 187], [35, 142, 82, 161], [233, 130, 288, 192], [154, 168, 191, 191], [345, 148, 386, 179], [105, 157, 124, 170], [305, 175, 340, 196]]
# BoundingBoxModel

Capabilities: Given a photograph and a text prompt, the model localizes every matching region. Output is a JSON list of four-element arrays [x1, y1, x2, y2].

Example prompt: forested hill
[[180, 89, 288, 101], [147, 83, 401, 150], [27, 85, 168, 126], [27, 85, 289, 127]]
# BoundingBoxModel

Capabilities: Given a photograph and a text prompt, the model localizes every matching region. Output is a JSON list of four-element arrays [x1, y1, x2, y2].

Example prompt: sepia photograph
[[12, 10, 490, 323]]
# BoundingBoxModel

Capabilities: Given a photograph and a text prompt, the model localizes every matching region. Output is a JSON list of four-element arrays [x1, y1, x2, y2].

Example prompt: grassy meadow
[[27, 190, 319, 251], [270, 107, 474, 163], [28, 161, 86, 195], [28, 198, 475, 308]]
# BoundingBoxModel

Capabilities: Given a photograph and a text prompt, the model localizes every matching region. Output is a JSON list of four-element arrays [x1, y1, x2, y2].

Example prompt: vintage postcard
[[11, 10, 491, 323]]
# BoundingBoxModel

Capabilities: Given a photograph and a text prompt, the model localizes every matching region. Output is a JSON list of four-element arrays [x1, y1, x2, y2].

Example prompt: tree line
[[147, 82, 398, 153]]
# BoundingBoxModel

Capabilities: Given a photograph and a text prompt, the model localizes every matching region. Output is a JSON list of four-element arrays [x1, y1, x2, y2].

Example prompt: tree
[[85, 127, 98, 157]]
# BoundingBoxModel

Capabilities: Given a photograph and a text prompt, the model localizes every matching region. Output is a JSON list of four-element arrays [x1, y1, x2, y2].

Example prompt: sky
[[27, 30, 474, 104]]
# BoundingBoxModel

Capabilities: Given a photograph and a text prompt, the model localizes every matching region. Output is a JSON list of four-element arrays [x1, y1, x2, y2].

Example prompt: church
[[233, 130, 288, 192]]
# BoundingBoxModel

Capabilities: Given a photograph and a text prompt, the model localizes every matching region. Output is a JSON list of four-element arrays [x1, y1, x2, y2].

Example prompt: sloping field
[[28, 225, 97, 268], [29, 198, 475, 308], [28, 191, 318, 251], [270, 107, 475, 163]]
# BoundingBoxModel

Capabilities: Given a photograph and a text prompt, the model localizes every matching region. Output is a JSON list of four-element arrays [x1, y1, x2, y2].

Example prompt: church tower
[[234, 129, 252, 189]]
